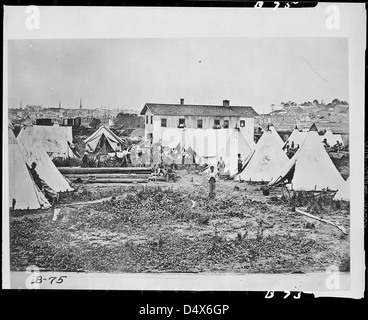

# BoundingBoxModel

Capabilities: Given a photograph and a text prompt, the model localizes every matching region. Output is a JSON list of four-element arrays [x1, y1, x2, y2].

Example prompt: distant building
[[36, 118, 53, 126], [140, 98, 258, 144]]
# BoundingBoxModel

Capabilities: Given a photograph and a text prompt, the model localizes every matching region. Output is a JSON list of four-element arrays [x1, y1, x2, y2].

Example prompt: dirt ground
[[9, 171, 350, 274]]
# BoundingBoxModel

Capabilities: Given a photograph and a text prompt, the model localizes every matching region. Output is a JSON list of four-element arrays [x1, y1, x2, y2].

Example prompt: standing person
[[181, 148, 186, 167], [166, 163, 176, 182], [322, 138, 330, 149], [95, 152, 100, 167], [217, 156, 226, 177], [82, 152, 88, 168], [207, 166, 217, 198], [28, 162, 57, 203], [237, 153, 243, 174]]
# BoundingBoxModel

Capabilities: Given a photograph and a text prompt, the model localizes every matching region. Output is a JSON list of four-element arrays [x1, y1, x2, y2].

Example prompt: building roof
[[140, 103, 258, 118], [269, 109, 287, 115]]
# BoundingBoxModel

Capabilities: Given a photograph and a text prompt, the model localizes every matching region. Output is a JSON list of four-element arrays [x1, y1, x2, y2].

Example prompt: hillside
[[256, 99, 349, 134]]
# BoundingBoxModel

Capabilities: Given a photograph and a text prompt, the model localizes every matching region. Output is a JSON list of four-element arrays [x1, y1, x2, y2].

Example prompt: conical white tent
[[235, 130, 289, 182], [18, 124, 76, 159], [322, 129, 344, 147], [17, 133, 73, 193], [270, 125, 285, 148], [268, 130, 345, 191], [334, 177, 350, 201], [8, 125, 51, 210], [284, 128, 308, 149], [84, 125, 124, 153]]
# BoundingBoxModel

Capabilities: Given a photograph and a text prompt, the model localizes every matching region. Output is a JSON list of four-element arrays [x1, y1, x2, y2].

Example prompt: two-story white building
[[140, 99, 258, 144]]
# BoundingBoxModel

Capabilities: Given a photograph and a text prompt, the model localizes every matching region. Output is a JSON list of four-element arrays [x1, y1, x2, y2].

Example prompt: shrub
[[198, 212, 211, 225]]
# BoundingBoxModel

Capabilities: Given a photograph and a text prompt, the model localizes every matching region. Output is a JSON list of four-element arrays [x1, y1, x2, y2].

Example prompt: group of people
[[283, 141, 300, 159], [207, 153, 244, 199], [82, 152, 100, 167], [153, 162, 178, 182], [323, 139, 344, 152]]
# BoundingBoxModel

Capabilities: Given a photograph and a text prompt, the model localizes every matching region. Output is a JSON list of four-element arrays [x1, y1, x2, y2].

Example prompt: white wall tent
[[268, 129, 345, 191], [17, 133, 74, 193], [322, 129, 345, 146], [18, 124, 76, 159], [84, 125, 125, 153], [8, 125, 51, 210], [334, 177, 350, 201], [235, 130, 289, 182]]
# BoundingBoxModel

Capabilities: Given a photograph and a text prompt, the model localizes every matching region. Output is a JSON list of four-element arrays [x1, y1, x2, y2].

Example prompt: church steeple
[[59, 101, 61, 109], [80, 98, 82, 109]]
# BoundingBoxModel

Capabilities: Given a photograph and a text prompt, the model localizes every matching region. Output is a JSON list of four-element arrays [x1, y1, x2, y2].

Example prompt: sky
[[8, 37, 348, 115]]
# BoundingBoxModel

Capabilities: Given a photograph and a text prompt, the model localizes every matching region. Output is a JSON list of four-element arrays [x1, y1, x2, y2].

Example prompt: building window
[[146, 115, 149, 124], [178, 118, 185, 128], [213, 119, 221, 129], [151, 115, 153, 124], [197, 119, 203, 128], [223, 120, 229, 128], [161, 118, 167, 127], [240, 120, 245, 127]]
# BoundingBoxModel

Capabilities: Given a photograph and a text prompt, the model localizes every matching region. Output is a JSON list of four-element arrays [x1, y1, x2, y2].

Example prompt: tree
[[313, 99, 319, 106], [332, 98, 340, 105], [89, 118, 101, 128], [116, 112, 144, 128]]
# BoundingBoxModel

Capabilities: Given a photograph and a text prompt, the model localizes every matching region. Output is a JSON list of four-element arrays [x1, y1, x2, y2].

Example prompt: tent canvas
[[270, 125, 285, 148], [8, 126, 51, 210], [17, 133, 74, 193], [284, 128, 308, 149], [218, 130, 254, 176], [334, 177, 349, 201], [269, 130, 345, 191], [235, 130, 289, 182], [18, 124, 76, 159], [84, 125, 124, 153]]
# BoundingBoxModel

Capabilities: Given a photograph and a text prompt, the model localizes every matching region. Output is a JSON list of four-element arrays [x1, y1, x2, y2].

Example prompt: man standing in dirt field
[[237, 153, 243, 174], [207, 166, 217, 198], [217, 156, 225, 177]]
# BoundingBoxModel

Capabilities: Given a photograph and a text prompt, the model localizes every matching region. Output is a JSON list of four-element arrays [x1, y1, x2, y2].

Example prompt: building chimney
[[180, 98, 184, 105], [223, 100, 230, 107]]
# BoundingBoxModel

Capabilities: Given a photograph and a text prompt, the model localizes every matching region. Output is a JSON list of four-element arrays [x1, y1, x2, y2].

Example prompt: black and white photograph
[[2, 4, 365, 298]]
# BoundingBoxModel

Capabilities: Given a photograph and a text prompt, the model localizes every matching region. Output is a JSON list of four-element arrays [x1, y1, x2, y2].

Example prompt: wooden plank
[[70, 178, 148, 184], [58, 167, 152, 174], [294, 208, 347, 234], [63, 173, 151, 179]]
